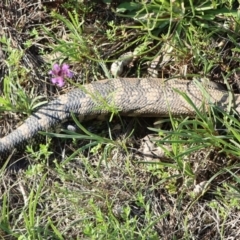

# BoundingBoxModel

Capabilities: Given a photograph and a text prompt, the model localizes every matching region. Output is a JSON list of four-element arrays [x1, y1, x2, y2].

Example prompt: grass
[[1, 0, 240, 239]]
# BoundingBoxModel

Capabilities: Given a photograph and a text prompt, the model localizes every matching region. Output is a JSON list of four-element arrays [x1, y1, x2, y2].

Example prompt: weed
[[1, 0, 240, 239]]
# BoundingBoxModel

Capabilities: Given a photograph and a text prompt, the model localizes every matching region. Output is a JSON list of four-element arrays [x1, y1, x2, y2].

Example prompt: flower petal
[[62, 63, 73, 78], [52, 63, 61, 75], [51, 76, 65, 86], [57, 79, 65, 87], [62, 63, 70, 71], [67, 71, 73, 78], [51, 77, 58, 84]]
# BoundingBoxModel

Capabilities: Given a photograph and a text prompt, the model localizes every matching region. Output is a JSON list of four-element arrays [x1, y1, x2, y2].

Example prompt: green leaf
[[116, 2, 142, 13]]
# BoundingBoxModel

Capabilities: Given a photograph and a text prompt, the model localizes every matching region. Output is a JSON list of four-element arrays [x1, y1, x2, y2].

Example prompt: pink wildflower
[[49, 63, 73, 87]]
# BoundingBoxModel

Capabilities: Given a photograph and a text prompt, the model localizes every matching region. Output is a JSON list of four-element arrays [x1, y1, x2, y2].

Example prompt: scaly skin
[[1, 78, 239, 158]]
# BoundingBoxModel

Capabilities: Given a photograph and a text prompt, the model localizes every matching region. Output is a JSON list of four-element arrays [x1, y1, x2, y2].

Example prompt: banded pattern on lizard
[[0, 78, 239, 159]]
